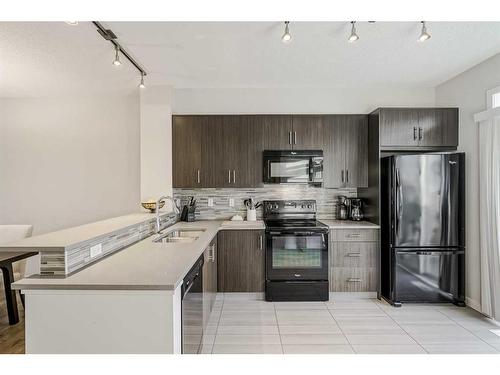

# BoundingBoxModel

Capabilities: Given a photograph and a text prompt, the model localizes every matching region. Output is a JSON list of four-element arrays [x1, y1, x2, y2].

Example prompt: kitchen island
[[8, 216, 264, 354]]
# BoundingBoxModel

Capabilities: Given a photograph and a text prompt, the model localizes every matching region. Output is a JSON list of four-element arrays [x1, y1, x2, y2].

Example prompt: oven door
[[266, 230, 328, 281], [263, 150, 323, 185]]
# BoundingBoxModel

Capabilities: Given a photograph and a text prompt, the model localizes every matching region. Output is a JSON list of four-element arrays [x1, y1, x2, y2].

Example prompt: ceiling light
[[348, 21, 359, 43], [138, 73, 146, 89], [282, 21, 292, 43], [65, 21, 79, 26], [418, 21, 431, 42], [113, 46, 122, 66]]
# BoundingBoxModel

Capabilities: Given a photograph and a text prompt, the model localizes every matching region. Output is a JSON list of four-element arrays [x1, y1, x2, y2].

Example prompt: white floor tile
[[468, 329, 500, 343], [278, 325, 342, 334], [422, 343, 499, 354], [274, 302, 327, 310], [283, 344, 354, 354], [329, 309, 387, 318], [410, 333, 484, 345], [215, 334, 282, 345], [217, 325, 280, 335], [280, 334, 348, 345], [352, 345, 426, 354], [212, 344, 283, 354], [346, 334, 417, 345]]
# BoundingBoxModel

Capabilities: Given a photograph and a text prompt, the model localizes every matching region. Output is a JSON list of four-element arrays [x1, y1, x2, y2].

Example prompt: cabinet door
[[418, 109, 443, 147], [343, 115, 368, 188], [379, 109, 419, 148], [240, 115, 264, 187], [291, 115, 324, 149], [217, 230, 265, 292], [322, 116, 345, 188], [261, 115, 293, 150], [440, 108, 459, 147], [201, 116, 226, 187], [172, 116, 203, 188]]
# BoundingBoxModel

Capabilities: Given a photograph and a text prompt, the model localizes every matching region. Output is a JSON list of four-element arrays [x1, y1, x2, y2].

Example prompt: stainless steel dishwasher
[[181, 255, 204, 354]]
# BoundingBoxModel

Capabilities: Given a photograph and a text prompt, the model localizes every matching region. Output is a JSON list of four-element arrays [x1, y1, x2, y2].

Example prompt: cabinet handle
[[347, 233, 361, 238], [418, 127, 423, 141], [197, 169, 200, 184], [259, 235, 263, 251], [346, 169, 349, 183], [209, 244, 215, 262], [228, 170, 231, 183], [288, 131, 292, 145], [341, 170, 344, 183], [347, 278, 362, 283], [413, 126, 417, 141], [346, 253, 361, 257], [233, 170, 236, 184], [293, 131, 297, 145]]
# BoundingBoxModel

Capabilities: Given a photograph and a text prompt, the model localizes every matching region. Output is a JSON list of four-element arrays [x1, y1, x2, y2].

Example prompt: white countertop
[[320, 219, 380, 229], [13, 220, 224, 291], [0, 212, 160, 252], [220, 220, 265, 230]]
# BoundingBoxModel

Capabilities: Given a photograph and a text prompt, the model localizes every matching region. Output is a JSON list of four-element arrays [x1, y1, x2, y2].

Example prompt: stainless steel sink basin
[[153, 229, 205, 244]]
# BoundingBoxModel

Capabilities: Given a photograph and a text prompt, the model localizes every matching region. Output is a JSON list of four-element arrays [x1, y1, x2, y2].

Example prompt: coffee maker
[[337, 196, 350, 220], [350, 199, 364, 221]]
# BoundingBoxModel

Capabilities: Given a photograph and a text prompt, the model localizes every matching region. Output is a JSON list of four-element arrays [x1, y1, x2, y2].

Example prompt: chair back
[[0, 225, 36, 278]]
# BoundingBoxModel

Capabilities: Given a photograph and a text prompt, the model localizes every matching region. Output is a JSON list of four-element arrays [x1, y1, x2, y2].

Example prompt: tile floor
[[200, 293, 500, 354]]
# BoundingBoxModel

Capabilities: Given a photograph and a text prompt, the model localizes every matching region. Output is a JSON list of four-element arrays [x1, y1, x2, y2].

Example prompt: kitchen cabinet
[[378, 108, 458, 150], [329, 228, 379, 292], [322, 115, 368, 188], [202, 237, 217, 326], [291, 115, 324, 149], [172, 116, 203, 188], [217, 230, 265, 292]]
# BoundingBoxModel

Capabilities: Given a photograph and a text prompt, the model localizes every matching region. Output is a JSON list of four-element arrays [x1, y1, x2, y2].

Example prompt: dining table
[[0, 251, 38, 325]]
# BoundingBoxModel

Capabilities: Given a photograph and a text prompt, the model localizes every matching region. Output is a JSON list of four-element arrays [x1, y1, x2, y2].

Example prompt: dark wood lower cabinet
[[217, 230, 265, 292]]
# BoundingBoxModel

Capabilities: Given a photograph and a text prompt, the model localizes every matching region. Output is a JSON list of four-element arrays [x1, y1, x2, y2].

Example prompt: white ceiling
[[2, 22, 500, 97]]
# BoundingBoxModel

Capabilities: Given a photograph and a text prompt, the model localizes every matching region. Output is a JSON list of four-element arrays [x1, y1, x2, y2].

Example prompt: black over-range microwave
[[263, 150, 323, 186]]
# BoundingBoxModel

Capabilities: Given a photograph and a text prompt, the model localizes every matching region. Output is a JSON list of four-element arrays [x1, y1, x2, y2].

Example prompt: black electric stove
[[263, 200, 329, 302]]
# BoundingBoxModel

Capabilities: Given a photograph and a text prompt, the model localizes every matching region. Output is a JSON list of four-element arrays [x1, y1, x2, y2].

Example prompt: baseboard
[[329, 292, 378, 300], [466, 297, 482, 313]]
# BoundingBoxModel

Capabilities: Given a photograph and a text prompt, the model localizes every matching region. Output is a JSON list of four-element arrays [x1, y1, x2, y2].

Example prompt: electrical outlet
[[207, 198, 214, 207], [229, 198, 234, 207], [90, 243, 103, 259]]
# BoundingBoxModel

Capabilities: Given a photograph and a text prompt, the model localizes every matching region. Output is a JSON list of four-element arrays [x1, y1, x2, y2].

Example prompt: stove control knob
[[307, 204, 312, 209], [301, 204, 306, 209], [274, 204, 279, 210]]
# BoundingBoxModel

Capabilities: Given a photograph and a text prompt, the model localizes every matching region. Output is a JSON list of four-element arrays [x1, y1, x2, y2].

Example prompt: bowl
[[141, 200, 165, 212]]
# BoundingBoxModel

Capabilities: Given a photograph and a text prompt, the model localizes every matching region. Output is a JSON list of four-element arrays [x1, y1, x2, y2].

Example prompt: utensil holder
[[246, 208, 257, 221]]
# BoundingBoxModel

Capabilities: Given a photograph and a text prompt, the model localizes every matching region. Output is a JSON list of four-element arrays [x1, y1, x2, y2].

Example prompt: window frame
[[486, 85, 500, 109]]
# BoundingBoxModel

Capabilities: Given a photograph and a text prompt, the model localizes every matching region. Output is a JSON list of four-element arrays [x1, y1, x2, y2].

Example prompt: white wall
[[0, 94, 141, 235], [140, 86, 173, 205], [172, 87, 436, 114], [436, 52, 500, 311]]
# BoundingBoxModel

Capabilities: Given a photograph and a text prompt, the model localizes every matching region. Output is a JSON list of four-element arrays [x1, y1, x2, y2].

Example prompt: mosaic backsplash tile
[[174, 186, 357, 220]]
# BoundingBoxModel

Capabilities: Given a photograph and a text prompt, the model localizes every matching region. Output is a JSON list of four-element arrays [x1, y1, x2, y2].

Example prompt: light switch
[[229, 198, 234, 207], [90, 243, 103, 259], [207, 198, 214, 207]]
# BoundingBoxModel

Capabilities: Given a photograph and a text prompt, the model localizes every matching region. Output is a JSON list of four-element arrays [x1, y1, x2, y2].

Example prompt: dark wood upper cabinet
[[343, 115, 368, 188], [322, 116, 345, 188], [261, 115, 293, 150], [378, 108, 458, 150], [217, 230, 265, 292], [172, 116, 203, 188], [292, 115, 324, 149]]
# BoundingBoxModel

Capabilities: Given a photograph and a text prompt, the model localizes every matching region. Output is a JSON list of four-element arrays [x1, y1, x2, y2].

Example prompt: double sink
[[153, 228, 205, 244]]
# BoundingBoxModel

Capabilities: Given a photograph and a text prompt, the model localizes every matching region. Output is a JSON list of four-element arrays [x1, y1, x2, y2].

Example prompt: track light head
[[282, 21, 292, 43], [348, 21, 359, 43], [418, 21, 431, 42], [65, 21, 79, 26], [138, 73, 146, 89], [113, 46, 122, 66]]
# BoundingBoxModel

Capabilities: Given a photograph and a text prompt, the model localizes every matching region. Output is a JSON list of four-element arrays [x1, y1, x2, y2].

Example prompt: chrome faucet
[[156, 195, 179, 233]]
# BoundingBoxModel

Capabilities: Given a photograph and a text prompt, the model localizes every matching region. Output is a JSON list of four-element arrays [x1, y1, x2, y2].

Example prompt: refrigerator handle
[[395, 168, 402, 237]]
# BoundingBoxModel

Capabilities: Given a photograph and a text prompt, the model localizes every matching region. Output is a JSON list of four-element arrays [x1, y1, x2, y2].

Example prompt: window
[[487, 86, 500, 109]]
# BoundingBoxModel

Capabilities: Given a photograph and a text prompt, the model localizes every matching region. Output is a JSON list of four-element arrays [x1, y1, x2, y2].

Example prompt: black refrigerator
[[380, 153, 465, 306]]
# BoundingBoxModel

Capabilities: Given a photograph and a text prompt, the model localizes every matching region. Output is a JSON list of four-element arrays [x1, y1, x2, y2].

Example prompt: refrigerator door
[[394, 248, 464, 303], [393, 153, 464, 248]]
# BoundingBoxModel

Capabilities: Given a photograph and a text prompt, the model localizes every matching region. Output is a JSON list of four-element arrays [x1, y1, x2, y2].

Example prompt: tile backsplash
[[174, 186, 357, 220]]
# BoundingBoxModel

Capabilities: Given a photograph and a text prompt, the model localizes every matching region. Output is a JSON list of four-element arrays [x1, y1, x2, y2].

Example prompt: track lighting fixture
[[282, 21, 292, 43], [138, 73, 146, 89], [113, 45, 122, 66], [65, 21, 79, 26], [418, 21, 431, 42], [348, 21, 359, 43]]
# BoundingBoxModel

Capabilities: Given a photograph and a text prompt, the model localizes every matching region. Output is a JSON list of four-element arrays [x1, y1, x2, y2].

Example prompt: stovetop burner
[[263, 199, 328, 232], [264, 219, 329, 230]]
